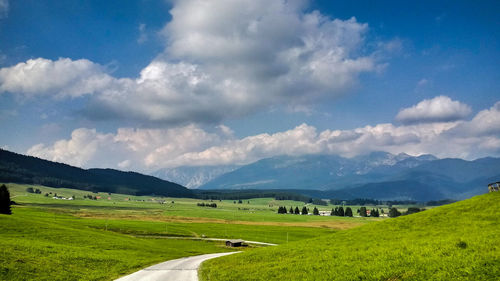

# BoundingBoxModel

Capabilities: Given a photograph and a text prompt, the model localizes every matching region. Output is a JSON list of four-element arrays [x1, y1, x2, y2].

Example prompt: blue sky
[[0, 0, 499, 172]]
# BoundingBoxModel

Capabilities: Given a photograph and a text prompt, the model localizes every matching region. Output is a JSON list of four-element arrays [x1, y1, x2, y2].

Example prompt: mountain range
[[155, 152, 499, 201], [152, 165, 239, 189]]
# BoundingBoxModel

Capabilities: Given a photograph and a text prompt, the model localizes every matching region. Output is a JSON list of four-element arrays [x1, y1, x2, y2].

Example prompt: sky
[[0, 0, 499, 173]]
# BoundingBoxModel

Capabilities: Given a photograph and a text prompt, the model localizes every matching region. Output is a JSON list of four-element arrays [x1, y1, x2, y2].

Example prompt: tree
[[294, 206, 300, 214], [359, 207, 367, 217], [389, 207, 401, 218], [26, 187, 35, 193], [338, 206, 345, 217], [301, 206, 308, 215], [289, 206, 293, 214], [345, 207, 353, 217], [0, 184, 12, 215], [371, 208, 379, 217], [313, 207, 319, 215], [330, 208, 335, 216]]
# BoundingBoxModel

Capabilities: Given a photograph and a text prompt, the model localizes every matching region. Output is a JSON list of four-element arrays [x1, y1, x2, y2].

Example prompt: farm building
[[226, 239, 244, 247], [488, 182, 500, 192]]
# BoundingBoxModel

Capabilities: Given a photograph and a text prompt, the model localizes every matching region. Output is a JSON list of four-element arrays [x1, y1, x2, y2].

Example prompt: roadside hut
[[226, 239, 244, 247]]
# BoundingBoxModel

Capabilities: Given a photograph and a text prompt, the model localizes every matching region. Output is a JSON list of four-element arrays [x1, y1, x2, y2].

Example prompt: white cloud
[[27, 101, 500, 171], [0, 0, 8, 19], [396, 96, 472, 124], [0, 0, 383, 125], [0, 58, 113, 98]]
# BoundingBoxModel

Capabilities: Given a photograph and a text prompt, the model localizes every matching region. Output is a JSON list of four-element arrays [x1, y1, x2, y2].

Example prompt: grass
[[0, 183, 371, 280], [200, 192, 500, 280], [0, 207, 234, 281]]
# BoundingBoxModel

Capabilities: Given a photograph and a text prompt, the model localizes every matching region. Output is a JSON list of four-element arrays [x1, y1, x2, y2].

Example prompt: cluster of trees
[[357, 207, 381, 217], [425, 199, 456, 206], [83, 194, 97, 200], [330, 198, 417, 206], [277, 206, 288, 214], [197, 202, 217, 208], [330, 206, 353, 217], [388, 207, 425, 218], [388, 207, 401, 217], [0, 184, 12, 214], [197, 190, 309, 202], [26, 187, 42, 194], [277, 206, 313, 215], [309, 198, 327, 206]]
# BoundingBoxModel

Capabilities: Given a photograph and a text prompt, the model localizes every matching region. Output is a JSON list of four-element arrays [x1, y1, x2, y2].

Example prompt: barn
[[225, 239, 244, 247]]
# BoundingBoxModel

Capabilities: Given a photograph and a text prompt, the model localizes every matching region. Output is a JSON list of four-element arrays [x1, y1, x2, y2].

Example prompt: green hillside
[[201, 192, 500, 280], [0, 149, 193, 197]]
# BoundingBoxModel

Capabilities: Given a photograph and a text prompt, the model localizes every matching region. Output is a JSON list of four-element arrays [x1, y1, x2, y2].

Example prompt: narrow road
[[115, 252, 240, 281], [133, 236, 278, 246]]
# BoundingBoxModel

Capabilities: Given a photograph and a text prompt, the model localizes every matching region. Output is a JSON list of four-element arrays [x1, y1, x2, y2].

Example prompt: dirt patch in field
[[74, 212, 363, 230]]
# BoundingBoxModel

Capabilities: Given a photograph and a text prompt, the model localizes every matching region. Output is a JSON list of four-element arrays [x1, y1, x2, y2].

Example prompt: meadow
[[1, 183, 379, 280], [200, 192, 500, 280]]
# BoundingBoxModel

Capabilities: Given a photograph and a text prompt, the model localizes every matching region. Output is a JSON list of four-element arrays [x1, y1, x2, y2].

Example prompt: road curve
[[115, 252, 240, 281]]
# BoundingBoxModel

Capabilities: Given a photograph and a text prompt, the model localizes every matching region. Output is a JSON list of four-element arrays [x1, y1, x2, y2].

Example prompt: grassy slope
[[0, 183, 371, 280], [0, 207, 234, 281], [201, 192, 500, 281]]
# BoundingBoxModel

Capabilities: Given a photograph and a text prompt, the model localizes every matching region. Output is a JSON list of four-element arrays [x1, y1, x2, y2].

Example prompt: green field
[[200, 192, 500, 280], [1, 183, 373, 280], [3, 183, 481, 281]]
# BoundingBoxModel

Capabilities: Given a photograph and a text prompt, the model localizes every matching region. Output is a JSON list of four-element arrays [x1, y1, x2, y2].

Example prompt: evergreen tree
[[283, 206, 287, 214], [294, 206, 300, 214], [330, 208, 335, 216], [388, 207, 401, 218], [338, 206, 345, 217], [0, 184, 12, 215], [313, 207, 319, 215], [345, 207, 353, 217], [26, 187, 34, 193], [301, 206, 308, 215], [289, 206, 293, 214], [370, 208, 380, 217], [359, 207, 367, 217]]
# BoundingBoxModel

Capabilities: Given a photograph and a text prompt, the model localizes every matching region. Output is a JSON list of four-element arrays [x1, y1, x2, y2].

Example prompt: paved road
[[115, 252, 240, 281], [134, 236, 277, 246]]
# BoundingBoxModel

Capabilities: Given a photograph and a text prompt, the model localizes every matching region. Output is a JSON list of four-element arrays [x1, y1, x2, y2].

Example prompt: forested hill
[[0, 149, 193, 198]]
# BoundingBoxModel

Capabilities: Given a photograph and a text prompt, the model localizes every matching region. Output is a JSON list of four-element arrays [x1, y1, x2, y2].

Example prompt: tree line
[[277, 206, 320, 215], [197, 202, 217, 208], [330, 206, 353, 217]]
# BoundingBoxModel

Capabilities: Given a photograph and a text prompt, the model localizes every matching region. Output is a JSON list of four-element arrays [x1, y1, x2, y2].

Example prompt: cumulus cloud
[[27, 101, 500, 171], [0, 58, 113, 98], [0, 0, 382, 125], [396, 96, 471, 124]]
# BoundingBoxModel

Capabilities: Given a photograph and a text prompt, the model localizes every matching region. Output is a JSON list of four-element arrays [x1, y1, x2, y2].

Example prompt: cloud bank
[[28, 99, 500, 172], [0, 0, 381, 125]]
